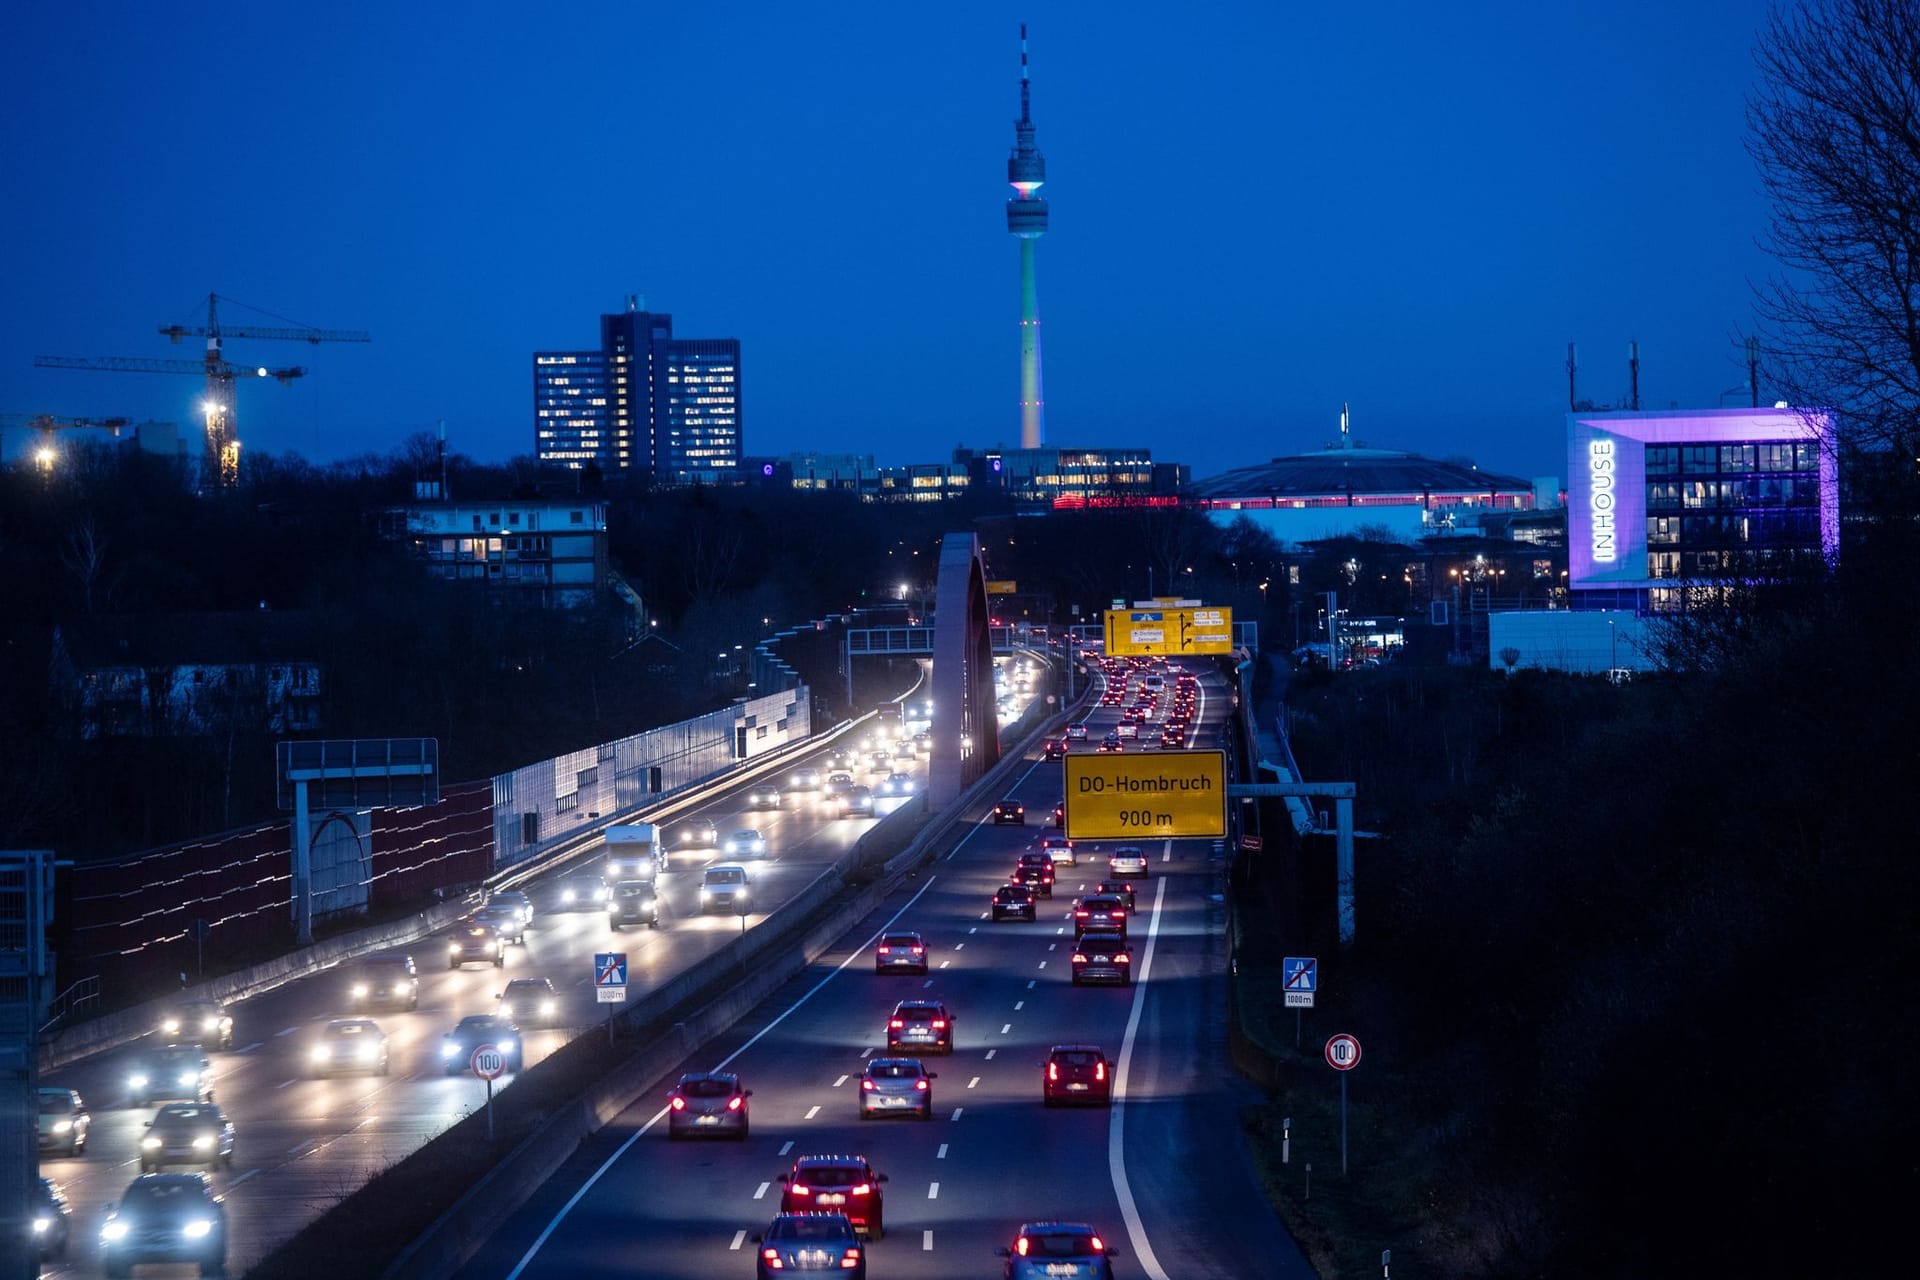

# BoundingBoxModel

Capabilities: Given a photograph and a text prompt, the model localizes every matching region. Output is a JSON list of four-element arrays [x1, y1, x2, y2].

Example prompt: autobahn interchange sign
[[1063, 749, 1227, 840]]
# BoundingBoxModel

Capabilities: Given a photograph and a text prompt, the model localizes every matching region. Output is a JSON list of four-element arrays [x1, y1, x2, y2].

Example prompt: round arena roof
[[1188, 441, 1531, 501]]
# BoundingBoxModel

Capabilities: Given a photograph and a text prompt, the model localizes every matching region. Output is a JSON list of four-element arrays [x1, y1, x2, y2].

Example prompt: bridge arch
[[928, 532, 1000, 806]]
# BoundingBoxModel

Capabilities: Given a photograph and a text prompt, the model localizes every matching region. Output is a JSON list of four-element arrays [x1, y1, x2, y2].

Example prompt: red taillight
[[1091, 1236, 1105, 1252], [1095, 1061, 1107, 1081], [1016, 1237, 1031, 1256], [931, 1019, 946, 1030], [669, 1096, 685, 1110], [889, 1019, 904, 1029], [851, 1183, 871, 1196], [862, 1079, 876, 1091], [762, 1248, 783, 1267], [1118, 953, 1131, 962], [914, 1078, 929, 1091], [789, 1183, 810, 1196], [840, 1251, 860, 1268], [1072, 953, 1087, 963], [727, 1095, 744, 1111], [1047, 1062, 1058, 1081], [878, 946, 890, 954], [911, 946, 923, 955]]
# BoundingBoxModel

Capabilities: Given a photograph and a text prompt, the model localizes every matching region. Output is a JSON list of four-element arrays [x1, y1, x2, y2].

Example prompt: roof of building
[[54, 612, 318, 670], [1188, 440, 1531, 500]]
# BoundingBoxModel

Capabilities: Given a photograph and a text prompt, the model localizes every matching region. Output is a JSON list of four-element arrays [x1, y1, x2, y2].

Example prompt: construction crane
[[34, 293, 368, 490], [0, 413, 132, 473]]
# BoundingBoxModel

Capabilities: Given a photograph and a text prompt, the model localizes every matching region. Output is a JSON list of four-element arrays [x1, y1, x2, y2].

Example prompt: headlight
[[183, 1219, 214, 1239], [102, 1220, 129, 1242], [498, 1038, 516, 1052], [358, 1041, 380, 1060], [203, 1017, 220, 1031], [179, 1072, 198, 1086], [32, 1216, 50, 1235], [130, 1073, 150, 1089], [162, 1018, 181, 1034], [193, 1134, 216, 1151], [52, 1119, 72, 1133], [450, 942, 462, 954], [440, 1042, 458, 1058], [594, 887, 608, 900], [312, 1045, 333, 1061], [539, 1000, 556, 1015], [141, 1136, 162, 1150], [700, 886, 712, 897], [351, 984, 369, 998], [499, 1003, 514, 1018], [561, 889, 575, 903]]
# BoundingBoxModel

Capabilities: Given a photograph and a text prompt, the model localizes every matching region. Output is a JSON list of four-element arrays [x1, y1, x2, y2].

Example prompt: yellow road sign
[[1102, 606, 1233, 656], [985, 580, 1018, 595], [1063, 750, 1227, 839]]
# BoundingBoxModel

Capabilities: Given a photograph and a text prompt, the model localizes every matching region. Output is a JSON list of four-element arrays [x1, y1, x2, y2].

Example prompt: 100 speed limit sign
[[1324, 1033, 1362, 1071], [470, 1044, 507, 1080]]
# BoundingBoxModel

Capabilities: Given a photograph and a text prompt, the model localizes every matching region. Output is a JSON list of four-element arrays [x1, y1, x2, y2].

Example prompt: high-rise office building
[[534, 296, 741, 482]]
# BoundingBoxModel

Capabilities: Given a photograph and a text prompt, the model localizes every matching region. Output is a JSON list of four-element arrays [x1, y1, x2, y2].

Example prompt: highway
[[35, 662, 1053, 1278], [449, 659, 1310, 1280]]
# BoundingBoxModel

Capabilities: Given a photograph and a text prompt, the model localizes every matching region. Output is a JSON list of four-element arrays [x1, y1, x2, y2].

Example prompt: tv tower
[[1007, 23, 1048, 449]]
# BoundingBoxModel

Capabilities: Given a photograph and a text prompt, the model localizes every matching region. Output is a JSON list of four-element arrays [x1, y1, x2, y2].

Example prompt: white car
[[723, 829, 767, 858], [1108, 847, 1149, 877]]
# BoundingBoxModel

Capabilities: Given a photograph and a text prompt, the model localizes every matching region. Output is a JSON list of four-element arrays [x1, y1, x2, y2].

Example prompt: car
[[489, 889, 534, 925], [788, 766, 824, 792], [874, 930, 929, 974], [608, 879, 660, 929], [1114, 721, 1140, 740], [551, 873, 609, 911], [441, 1014, 520, 1074], [36, 1086, 90, 1156], [1014, 853, 1055, 897], [666, 1070, 752, 1140], [98, 1173, 227, 1279], [676, 817, 719, 849], [778, 1155, 889, 1239], [472, 902, 525, 944], [159, 1000, 234, 1050], [827, 749, 856, 770], [755, 1212, 866, 1280], [867, 752, 894, 776], [1160, 728, 1186, 747], [747, 783, 784, 809], [497, 977, 562, 1027], [839, 784, 876, 816], [1108, 846, 1149, 877], [912, 731, 931, 754], [999, 1222, 1121, 1279], [1041, 738, 1066, 761], [139, 1102, 235, 1172], [1097, 880, 1136, 908], [32, 1176, 70, 1261], [723, 828, 768, 857], [1065, 722, 1090, 740], [991, 799, 1027, 825], [1040, 834, 1075, 866], [1097, 733, 1124, 753], [1042, 1044, 1113, 1106], [128, 1045, 213, 1106], [448, 923, 505, 968], [990, 883, 1038, 921], [1070, 930, 1133, 986], [347, 952, 420, 1011], [1073, 894, 1129, 938], [879, 771, 916, 797], [886, 1000, 955, 1054], [699, 864, 751, 913], [308, 1018, 391, 1077], [893, 739, 915, 760], [859, 1057, 936, 1120], [1051, 800, 1065, 828]]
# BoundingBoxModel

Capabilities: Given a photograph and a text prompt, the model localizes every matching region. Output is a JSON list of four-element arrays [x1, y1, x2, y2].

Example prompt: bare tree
[[61, 518, 110, 613], [1748, 0, 1920, 495]]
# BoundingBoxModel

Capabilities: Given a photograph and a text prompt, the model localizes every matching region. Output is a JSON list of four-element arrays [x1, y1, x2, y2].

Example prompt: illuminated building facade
[[534, 297, 741, 483], [387, 499, 609, 609], [960, 446, 1178, 504]]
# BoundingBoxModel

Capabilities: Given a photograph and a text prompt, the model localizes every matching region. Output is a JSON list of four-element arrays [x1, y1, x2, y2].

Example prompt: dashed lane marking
[[1000, 1024, 1011, 1035], [804, 1105, 821, 1120], [227, 1169, 261, 1189], [779, 1141, 794, 1156], [968, 1077, 980, 1089], [833, 1075, 849, 1087], [730, 1230, 747, 1250], [985, 1049, 996, 1060], [274, 1026, 300, 1037], [234, 1042, 262, 1055], [950, 1107, 964, 1121], [928, 1181, 940, 1199], [937, 1144, 949, 1159], [754, 1182, 770, 1200], [1014, 1001, 1024, 1011], [923, 1230, 935, 1251]]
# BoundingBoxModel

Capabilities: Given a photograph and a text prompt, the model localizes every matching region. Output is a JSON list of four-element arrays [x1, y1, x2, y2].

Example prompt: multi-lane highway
[[448, 659, 1311, 1280], [35, 661, 1054, 1278]]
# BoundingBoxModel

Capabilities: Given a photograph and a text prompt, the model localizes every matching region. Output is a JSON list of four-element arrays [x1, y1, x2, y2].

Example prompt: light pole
[[1608, 618, 1617, 679]]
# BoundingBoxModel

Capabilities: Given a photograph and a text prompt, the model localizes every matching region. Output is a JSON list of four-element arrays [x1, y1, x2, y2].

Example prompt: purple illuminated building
[[1565, 408, 1838, 612]]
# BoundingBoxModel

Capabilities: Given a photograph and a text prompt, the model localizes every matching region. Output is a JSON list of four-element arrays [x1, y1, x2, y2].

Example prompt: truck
[[603, 823, 666, 882]]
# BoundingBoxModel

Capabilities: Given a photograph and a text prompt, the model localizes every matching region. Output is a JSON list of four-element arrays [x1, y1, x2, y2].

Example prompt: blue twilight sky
[[1, 1, 1777, 484]]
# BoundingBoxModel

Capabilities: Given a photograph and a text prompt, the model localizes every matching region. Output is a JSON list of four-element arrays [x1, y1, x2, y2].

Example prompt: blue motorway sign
[[1283, 956, 1317, 992], [594, 952, 628, 987]]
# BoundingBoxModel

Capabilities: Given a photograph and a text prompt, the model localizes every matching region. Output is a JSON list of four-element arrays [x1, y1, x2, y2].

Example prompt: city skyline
[[2, 1, 1776, 484]]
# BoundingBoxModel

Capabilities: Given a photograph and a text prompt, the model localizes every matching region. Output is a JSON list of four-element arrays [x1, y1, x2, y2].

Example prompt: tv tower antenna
[[1007, 22, 1049, 450]]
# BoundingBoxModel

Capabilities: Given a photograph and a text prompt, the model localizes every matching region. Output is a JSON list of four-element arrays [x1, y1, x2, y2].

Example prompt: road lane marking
[[1108, 872, 1173, 1280], [833, 1075, 849, 1087], [937, 1144, 949, 1159], [928, 1181, 940, 1199], [923, 1230, 935, 1250], [276, 1079, 298, 1089], [940, 960, 951, 969], [967, 1077, 980, 1089], [503, 872, 949, 1280], [985, 1049, 996, 1060], [922, 978, 935, 988], [954, 942, 965, 950], [1027, 980, 1037, 989], [274, 1026, 299, 1037], [950, 1107, 964, 1121], [1038, 961, 1047, 969], [861, 1046, 876, 1058], [804, 1105, 821, 1120], [754, 1182, 770, 1200], [779, 1141, 794, 1156], [730, 1230, 747, 1250], [969, 927, 977, 934], [1014, 1001, 1024, 1011], [227, 1168, 261, 1189], [234, 1042, 262, 1055], [287, 1140, 315, 1156], [1000, 1024, 1011, 1034]]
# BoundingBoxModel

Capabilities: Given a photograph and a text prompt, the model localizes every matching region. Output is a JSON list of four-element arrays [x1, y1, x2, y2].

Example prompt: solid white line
[[928, 1181, 940, 1199], [779, 1140, 794, 1156], [804, 1105, 821, 1120], [923, 1230, 935, 1250], [730, 1230, 747, 1250], [833, 1074, 848, 1087], [754, 1182, 770, 1200], [937, 1144, 949, 1159], [502, 874, 945, 1280], [1108, 874, 1173, 1280]]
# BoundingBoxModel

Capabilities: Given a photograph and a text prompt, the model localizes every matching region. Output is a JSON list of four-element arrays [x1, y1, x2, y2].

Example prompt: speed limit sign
[[1324, 1033, 1362, 1071], [471, 1043, 507, 1080]]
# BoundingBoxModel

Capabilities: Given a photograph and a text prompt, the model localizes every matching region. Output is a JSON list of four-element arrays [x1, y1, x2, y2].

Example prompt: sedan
[[551, 874, 609, 911], [676, 818, 719, 849], [841, 785, 875, 817], [32, 1177, 70, 1262], [1108, 847, 1150, 877], [128, 1046, 213, 1107], [472, 903, 525, 944], [1070, 931, 1133, 986], [139, 1102, 235, 1172], [37, 1087, 90, 1156], [990, 884, 1038, 922], [874, 931, 929, 974], [1096, 734, 1125, 753], [747, 783, 783, 810], [1040, 834, 1075, 866], [489, 890, 535, 926], [999, 1222, 1121, 1280], [779, 1156, 888, 1239], [886, 1000, 955, 1054], [755, 1213, 865, 1280], [666, 1070, 752, 1140], [441, 1015, 521, 1075], [158, 1001, 234, 1051], [98, 1173, 227, 1278], [496, 978, 562, 1027], [448, 924, 505, 969], [788, 767, 824, 792], [859, 1058, 936, 1120], [723, 828, 768, 858], [1042, 1044, 1113, 1107], [1096, 880, 1136, 909], [879, 772, 916, 797], [1041, 738, 1066, 761], [991, 799, 1026, 825], [308, 1019, 391, 1077]]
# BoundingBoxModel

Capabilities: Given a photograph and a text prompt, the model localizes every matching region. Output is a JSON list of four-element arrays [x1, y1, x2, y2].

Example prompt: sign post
[[1284, 956, 1317, 1047], [1324, 1033, 1362, 1175], [594, 952, 628, 1045], [471, 1043, 506, 1142]]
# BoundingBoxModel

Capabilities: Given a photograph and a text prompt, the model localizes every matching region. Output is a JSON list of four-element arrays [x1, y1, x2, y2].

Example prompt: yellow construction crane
[[35, 293, 368, 489], [1, 413, 132, 474]]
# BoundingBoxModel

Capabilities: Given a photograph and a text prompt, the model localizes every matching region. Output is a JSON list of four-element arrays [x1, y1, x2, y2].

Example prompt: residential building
[[388, 499, 609, 608]]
